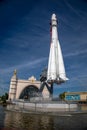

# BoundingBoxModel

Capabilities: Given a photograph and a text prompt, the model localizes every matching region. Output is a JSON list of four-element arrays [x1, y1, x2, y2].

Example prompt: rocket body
[[47, 14, 68, 84]]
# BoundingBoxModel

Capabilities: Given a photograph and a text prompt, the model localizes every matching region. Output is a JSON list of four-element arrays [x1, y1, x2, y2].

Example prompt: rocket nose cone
[[52, 13, 56, 20]]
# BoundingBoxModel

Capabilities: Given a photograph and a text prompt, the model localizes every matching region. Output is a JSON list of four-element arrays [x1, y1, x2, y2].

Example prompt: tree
[[1, 93, 8, 104], [5, 93, 8, 100], [1, 95, 6, 103], [59, 92, 66, 100]]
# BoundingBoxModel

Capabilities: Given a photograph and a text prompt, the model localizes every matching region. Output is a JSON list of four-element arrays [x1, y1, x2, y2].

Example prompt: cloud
[[1, 57, 47, 74], [64, 0, 82, 18], [54, 74, 87, 90], [65, 49, 87, 57]]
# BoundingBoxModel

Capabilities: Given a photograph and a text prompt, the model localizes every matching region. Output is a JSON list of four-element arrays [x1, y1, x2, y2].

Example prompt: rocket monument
[[47, 14, 68, 84]]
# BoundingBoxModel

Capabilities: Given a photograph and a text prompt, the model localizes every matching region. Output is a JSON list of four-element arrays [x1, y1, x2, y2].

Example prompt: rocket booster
[[47, 14, 68, 84]]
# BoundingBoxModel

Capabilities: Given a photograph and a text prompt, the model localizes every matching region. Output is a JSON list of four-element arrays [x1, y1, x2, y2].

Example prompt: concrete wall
[[7, 101, 78, 112]]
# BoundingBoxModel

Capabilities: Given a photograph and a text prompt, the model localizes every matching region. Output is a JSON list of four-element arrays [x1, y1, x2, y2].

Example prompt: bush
[[59, 92, 66, 100], [1, 93, 8, 104]]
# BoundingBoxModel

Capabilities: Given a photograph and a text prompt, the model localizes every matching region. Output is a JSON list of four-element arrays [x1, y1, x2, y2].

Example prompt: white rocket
[[47, 14, 68, 84]]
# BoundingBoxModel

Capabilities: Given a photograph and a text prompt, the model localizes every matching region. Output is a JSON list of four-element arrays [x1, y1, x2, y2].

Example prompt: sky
[[0, 0, 87, 96]]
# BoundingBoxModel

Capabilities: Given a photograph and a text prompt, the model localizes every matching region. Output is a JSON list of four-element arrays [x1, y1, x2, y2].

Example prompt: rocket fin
[[56, 40, 68, 82]]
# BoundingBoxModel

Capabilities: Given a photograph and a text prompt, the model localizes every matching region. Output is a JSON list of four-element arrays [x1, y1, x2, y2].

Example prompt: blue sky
[[0, 0, 87, 96]]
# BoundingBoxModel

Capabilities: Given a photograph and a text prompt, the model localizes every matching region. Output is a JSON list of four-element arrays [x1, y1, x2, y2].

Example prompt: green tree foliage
[[59, 92, 66, 100], [1, 95, 6, 103], [5, 93, 8, 100], [1, 93, 8, 103]]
